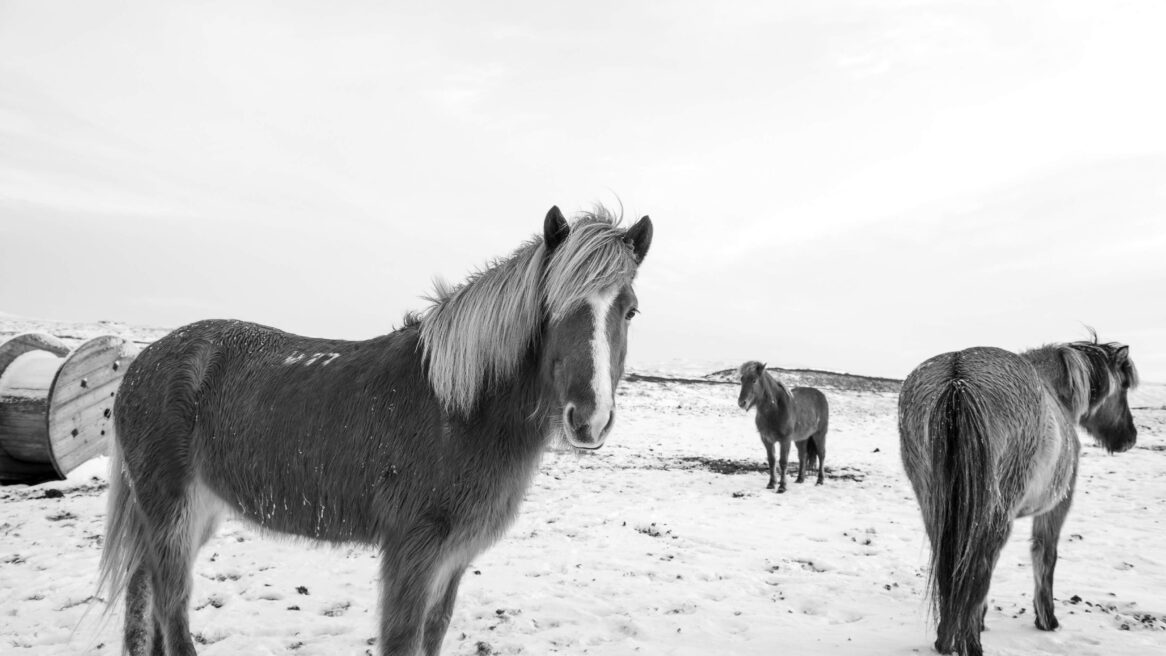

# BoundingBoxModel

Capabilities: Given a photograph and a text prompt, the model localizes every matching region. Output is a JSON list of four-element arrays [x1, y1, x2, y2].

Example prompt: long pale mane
[[1024, 331, 1138, 418], [418, 206, 639, 416]]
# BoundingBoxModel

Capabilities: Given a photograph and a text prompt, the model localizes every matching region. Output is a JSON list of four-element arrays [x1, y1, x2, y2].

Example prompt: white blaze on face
[[587, 287, 618, 438]]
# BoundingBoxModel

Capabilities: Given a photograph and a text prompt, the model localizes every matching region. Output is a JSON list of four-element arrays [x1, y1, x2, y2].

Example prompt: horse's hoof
[[795, 479, 805, 484], [1035, 615, 1059, 631], [765, 482, 775, 489], [815, 480, 824, 486], [777, 486, 787, 494], [932, 638, 964, 655]]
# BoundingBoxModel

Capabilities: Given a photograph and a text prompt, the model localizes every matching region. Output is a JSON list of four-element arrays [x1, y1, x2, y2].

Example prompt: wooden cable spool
[[0, 333, 138, 484]]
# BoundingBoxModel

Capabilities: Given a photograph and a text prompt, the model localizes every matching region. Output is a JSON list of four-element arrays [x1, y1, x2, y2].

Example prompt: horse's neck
[[760, 375, 792, 417], [1022, 347, 1087, 417], [465, 348, 554, 446]]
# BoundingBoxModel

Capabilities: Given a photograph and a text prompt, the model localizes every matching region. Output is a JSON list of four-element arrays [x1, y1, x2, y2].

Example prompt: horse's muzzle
[[563, 403, 613, 449]]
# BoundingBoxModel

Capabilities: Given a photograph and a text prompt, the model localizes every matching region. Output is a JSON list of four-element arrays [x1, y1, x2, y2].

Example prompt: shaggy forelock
[[544, 212, 639, 322], [418, 206, 639, 416], [738, 360, 765, 380], [1067, 338, 1139, 404]]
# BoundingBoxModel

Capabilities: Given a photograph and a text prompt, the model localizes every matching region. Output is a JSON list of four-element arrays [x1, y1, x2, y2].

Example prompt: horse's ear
[[544, 206, 569, 252], [624, 215, 653, 264], [760, 362, 767, 371], [1115, 345, 1130, 362]]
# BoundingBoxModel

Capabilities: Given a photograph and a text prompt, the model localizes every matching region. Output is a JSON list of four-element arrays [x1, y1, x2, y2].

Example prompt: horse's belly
[[203, 472, 383, 544], [1013, 429, 1078, 518], [193, 432, 387, 544]]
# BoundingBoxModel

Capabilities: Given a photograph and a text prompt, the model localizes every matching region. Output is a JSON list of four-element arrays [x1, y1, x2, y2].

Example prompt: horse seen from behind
[[898, 334, 1138, 656], [99, 205, 653, 656], [736, 361, 830, 493]]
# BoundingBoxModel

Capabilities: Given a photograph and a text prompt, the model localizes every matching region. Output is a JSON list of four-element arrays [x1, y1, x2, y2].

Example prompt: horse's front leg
[[1032, 483, 1074, 631], [777, 440, 791, 493], [379, 528, 448, 656], [763, 438, 777, 489], [422, 566, 466, 656]]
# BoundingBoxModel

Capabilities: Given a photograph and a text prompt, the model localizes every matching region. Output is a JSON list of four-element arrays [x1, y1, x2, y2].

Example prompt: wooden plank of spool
[[47, 336, 139, 476], [0, 333, 70, 484], [0, 350, 62, 462]]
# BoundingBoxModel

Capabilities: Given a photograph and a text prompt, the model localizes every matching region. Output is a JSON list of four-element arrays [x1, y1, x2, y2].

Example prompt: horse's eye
[[625, 308, 639, 321]]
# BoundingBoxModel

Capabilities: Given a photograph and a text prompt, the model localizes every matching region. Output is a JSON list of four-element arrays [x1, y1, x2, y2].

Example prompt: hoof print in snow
[[635, 522, 671, 538], [322, 601, 351, 617], [194, 596, 224, 610], [192, 632, 224, 645]]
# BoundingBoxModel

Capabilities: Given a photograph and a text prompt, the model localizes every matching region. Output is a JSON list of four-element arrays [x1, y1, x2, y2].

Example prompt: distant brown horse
[[98, 206, 653, 656], [899, 335, 1138, 656], [736, 361, 830, 492]]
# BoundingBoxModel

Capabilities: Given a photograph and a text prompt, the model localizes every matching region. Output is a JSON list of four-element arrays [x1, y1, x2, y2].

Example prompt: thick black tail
[[927, 379, 1009, 655], [805, 436, 820, 469]]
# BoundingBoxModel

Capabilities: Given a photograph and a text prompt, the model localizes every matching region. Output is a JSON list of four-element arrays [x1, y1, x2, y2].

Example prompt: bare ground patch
[[657, 456, 867, 482]]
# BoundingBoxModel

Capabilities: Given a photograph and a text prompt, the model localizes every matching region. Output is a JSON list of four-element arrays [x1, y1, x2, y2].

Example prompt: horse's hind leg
[[124, 565, 164, 655], [934, 523, 1010, 656], [794, 441, 807, 484], [1032, 483, 1074, 631], [812, 431, 827, 485], [140, 482, 223, 656]]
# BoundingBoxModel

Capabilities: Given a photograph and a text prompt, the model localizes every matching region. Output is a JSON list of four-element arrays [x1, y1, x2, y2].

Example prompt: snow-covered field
[[2, 320, 1164, 655]]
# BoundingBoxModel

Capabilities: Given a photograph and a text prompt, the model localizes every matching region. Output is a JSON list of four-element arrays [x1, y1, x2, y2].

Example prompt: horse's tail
[[927, 378, 1007, 654], [96, 434, 147, 616], [805, 434, 820, 467]]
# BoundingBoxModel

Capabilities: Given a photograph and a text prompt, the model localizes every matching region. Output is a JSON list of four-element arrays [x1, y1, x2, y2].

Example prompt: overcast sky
[[2, 0, 1164, 381]]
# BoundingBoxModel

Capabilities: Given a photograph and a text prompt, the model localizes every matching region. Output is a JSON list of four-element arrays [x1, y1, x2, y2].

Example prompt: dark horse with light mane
[[736, 361, 830, 492], [899, 335, 1138, 656], [98, 206, 652, 656]]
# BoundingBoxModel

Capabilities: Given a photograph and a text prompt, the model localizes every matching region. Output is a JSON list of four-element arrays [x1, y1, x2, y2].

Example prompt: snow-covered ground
[[2, 320, 1164, 655]]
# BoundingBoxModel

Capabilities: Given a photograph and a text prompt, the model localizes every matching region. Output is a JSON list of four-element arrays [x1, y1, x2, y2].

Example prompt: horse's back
[[117, 318, 366, 439]]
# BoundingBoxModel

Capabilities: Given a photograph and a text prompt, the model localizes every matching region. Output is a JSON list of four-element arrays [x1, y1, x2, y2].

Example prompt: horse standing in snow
[[99, 206, 653, 656], [898, 335, 1138, 656], [736, 361, 830, 492]]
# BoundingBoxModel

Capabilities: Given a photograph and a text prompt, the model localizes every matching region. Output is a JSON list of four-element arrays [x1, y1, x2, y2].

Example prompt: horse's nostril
[[565, 405, 586, 432]]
